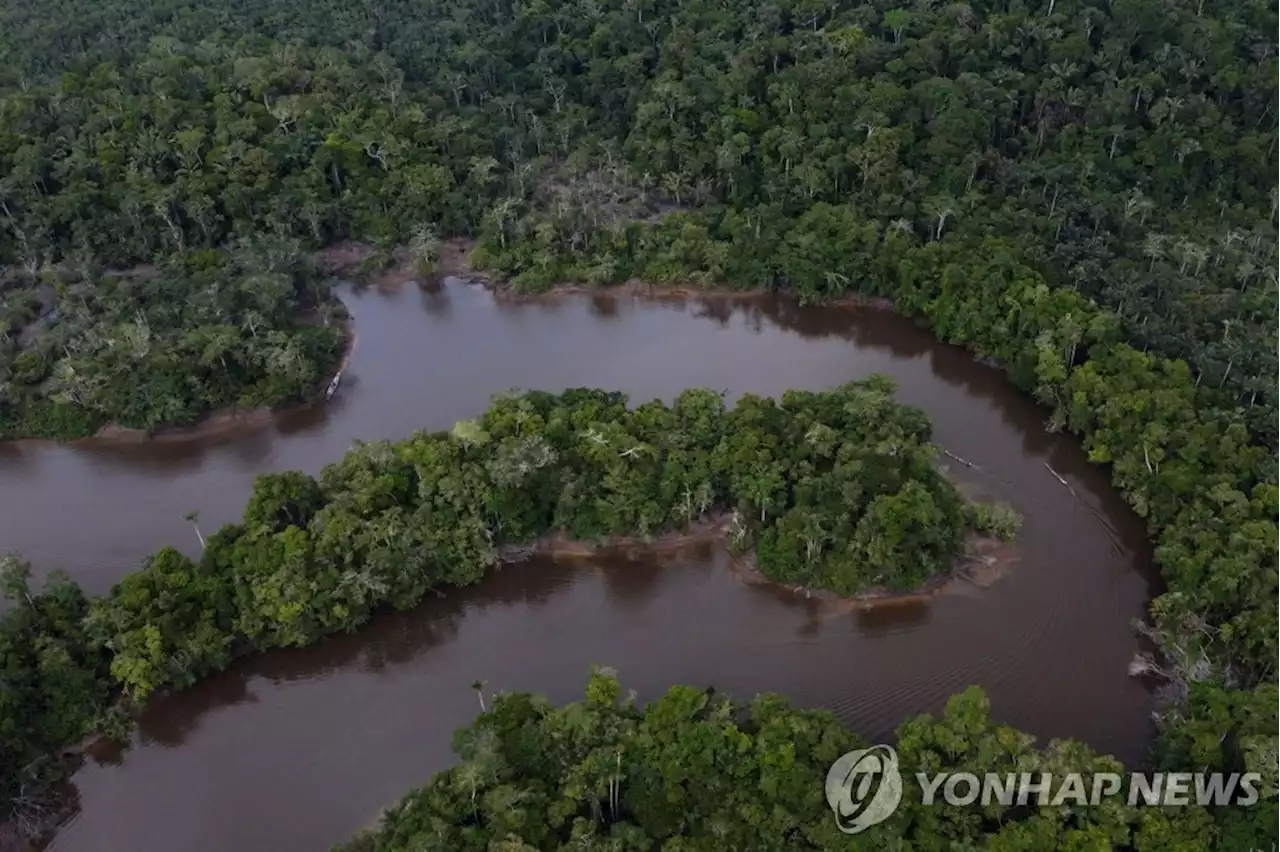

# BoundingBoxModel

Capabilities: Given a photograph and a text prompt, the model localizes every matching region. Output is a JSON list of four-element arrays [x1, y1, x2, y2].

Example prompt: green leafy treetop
[[335, 672, 1276, 852]]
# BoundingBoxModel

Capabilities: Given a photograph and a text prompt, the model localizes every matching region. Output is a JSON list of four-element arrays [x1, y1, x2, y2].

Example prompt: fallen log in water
[[943, 449, 978, 469], [1044, 462, 1077, 497]]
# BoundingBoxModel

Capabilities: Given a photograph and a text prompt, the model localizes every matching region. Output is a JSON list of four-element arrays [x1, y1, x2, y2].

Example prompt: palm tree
[[184, 510, 206, 549], [470, 679, 488, 712]]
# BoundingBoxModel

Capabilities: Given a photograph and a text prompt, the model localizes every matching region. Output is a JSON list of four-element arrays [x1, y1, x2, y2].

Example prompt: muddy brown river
[[0, 281, 1159, 852]]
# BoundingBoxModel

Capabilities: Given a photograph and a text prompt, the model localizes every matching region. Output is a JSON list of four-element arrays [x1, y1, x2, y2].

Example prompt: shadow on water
[[417, 281, 453, 318], [589, 292, 620, 319], [129, 555, 597, 751]]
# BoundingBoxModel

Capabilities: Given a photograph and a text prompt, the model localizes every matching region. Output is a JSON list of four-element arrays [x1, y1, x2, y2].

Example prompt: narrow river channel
[[0, 280, 1159, 852]]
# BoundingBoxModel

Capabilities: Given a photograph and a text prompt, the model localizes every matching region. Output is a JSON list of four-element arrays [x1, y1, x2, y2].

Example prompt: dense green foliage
[[334, 670, 1277, 851], [963, 502, 1023, 540], [1, 0, 1274, 437], [1, 380, 987, 829], [0, 0, 1275, 845], [1154, 681, 1280, 850], [3, 0, 1272, 682], [0, 558, 114, 833], [0, 241, 346, 438]]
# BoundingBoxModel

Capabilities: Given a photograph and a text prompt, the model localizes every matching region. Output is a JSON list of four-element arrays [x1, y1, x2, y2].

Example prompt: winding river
[[0, 280, 1160, 852]]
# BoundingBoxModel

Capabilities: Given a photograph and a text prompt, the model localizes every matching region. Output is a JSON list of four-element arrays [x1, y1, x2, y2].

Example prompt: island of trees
[[0, 0, 1275, 846], [2, 379, 1016, 835]]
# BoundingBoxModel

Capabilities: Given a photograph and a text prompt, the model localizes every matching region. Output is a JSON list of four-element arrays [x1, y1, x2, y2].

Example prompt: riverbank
[[0, 313, 356, 447], [726, 530, 1017, 611], [497, 513, 1018, 607], [88, 406, 276, 443], [1, 274, 1169, 852], [4, 506, 1016, 847], [312, 238, 900, 312], [0, 247, 355, 445], [0, 234, 896, 446], [492, 278, 897, 311], [498, 515, 731, 562]]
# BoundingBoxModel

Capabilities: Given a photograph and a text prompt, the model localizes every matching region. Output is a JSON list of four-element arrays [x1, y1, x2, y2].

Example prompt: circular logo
[[825, 745, 903, 834]]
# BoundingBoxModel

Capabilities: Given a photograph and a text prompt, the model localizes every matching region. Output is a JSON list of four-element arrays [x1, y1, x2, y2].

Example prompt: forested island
[[3, 380, 1016, 833], [1, 0, 1276, 846]]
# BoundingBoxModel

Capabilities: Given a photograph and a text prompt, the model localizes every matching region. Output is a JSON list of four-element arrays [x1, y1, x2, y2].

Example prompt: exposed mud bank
[[88, 406, 276, 443], [497, 516, 732, 563], [726, 531, 1018, 612], [497, 514, 1018, 609]]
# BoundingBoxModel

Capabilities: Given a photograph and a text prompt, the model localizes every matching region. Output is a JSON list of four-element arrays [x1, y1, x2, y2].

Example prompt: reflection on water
[[0, 281, 1161, 852]]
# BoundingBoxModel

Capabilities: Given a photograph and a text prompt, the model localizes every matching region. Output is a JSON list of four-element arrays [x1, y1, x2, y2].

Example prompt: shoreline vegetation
[[0, 244, 352, 444], [82, 317, 357, 445], [30, 511, 1011, 791], [1, 380, 1023, 842], [322, 236, 902, 308], [0, 236, 928, 448], [498, 512, 1017, 608], [0, 246, 384, 446], [332, 669, 1233, 852], [0, 0, 1276, 845], [21, 235, 895, 448], [0, 238, 900, 447], [20, 235, 904, 447]]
